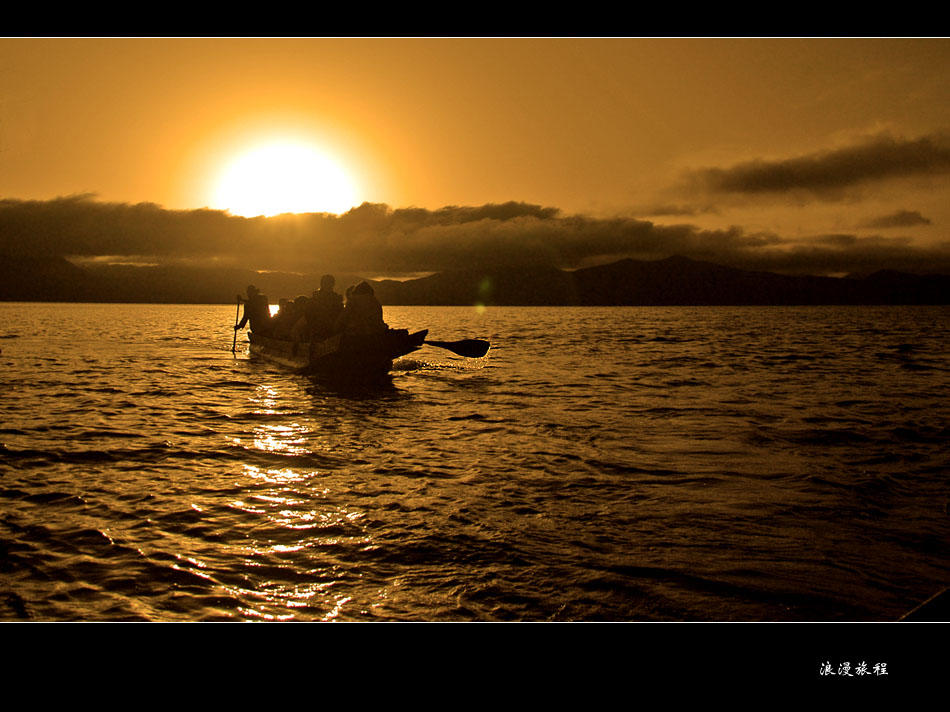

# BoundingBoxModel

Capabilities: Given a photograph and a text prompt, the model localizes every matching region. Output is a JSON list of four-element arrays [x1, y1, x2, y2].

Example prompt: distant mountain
[[570, 256, 869, 306], [375, 256, 950, 306], [372, 265, 578, 306], [0, 259, 365, 305], [851, 268, 950, 305], [2, 254, 949, 305], [0, 253, 95, 302]]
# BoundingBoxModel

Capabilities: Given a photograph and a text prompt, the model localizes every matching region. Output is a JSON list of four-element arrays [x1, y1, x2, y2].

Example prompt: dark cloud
[[859, 209, 932, 229], [637, 203, 721, 217], [2, 194, 949, 280], [725, 239, 950, 277], [683, 131, 950, 200]]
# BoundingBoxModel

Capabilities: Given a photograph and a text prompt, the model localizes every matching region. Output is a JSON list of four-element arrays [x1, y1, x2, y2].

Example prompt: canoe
[[248, 328, 428, 379]]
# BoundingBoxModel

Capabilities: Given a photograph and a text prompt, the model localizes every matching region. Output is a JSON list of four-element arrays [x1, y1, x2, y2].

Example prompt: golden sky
[[2, 37, 950, 276]]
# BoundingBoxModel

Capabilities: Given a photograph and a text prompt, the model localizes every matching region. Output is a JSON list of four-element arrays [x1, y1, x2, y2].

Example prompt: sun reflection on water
[[239, 606, 296, 622], [250, 384, 281, 414], [249, 423, 312, 456], [229, 576, 354, 621], [243, 464, 314, 484], [219, 456, 374, 619], [322, 595, 353, 621]]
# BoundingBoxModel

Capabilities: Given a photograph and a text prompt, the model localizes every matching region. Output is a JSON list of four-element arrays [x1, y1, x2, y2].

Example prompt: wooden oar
[[424, 338, 491, 358], [231, 295, 241, 353]]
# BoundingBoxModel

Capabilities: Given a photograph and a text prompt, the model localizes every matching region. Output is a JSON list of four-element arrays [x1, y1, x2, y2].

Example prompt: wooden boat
[[249, 328, 429, 379]]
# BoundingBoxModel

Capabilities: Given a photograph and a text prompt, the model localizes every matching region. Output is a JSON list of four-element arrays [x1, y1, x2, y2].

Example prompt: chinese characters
[[819, 662, 888, 676]]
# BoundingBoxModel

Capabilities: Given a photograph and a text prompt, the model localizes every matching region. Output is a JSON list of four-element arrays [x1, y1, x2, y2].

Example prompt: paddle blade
[[425, 339, 491, 358]]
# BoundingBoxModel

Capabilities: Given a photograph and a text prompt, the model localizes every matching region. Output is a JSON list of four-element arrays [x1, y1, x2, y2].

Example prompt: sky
[[2, 37, 950, 277]]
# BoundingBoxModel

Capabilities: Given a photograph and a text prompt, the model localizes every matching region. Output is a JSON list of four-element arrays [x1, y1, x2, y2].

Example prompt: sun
[[213, 140, 359, 217]]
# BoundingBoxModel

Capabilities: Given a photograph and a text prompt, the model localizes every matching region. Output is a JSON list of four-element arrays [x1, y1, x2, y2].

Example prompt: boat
[[248, 328, 429, 379]]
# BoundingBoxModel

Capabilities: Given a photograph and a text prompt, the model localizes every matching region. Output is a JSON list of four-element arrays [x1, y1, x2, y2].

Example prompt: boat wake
[[392, 358, 427, 372], [393, 357, 488, 373]]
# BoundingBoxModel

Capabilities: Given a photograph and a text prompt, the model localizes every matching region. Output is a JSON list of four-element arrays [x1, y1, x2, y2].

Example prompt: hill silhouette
[[570, 256, 873, 305], [2, 253, 949, 305]]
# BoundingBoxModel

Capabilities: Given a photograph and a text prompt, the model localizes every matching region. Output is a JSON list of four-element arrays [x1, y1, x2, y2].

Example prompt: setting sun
[[213, 140, 359, 217]]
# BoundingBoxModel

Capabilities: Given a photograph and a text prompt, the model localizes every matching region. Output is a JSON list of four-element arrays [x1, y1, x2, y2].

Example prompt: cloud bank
[[859, 209, 932, 229], [2, 189, 948, 280], [682, 131, 950, 201]]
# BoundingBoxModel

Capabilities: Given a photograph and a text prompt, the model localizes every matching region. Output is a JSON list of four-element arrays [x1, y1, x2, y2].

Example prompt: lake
[[1, 302, 949, 621]]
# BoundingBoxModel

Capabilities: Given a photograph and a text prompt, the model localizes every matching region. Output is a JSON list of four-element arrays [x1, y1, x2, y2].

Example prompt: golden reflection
[[177, 554, 209, 569], [242, 464, 314, 485], [322, 595, 352, 621], [271, 543, 305, 553], [230, 500, 266, 514], [224, 460, 370, 620], [170, 563, 214, 583], [250, 384, 280, 415], [238, 606, 295, 622], [278, 506, 364, 535], [234, 465, 369, 539], [230, 422, 314, 457], [250, 423, 311, 456], [228, 579, 351, 621]]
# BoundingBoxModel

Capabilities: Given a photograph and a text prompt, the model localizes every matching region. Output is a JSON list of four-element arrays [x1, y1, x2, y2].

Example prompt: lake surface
[[1, 302, 949, 621]]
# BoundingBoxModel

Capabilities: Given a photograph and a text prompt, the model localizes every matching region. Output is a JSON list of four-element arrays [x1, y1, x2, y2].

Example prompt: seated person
[[290, 295, 311, 343], [307, 275, 344, 341], [335, 281, 387, 336], [271, 298, 299, 340]]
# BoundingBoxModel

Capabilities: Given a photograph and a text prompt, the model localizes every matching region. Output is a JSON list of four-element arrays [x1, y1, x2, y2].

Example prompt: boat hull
[[248, 329, 428, 379]]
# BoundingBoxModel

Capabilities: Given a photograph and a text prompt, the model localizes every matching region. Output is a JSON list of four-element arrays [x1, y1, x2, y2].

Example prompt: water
[[1, 303, 949, 621]]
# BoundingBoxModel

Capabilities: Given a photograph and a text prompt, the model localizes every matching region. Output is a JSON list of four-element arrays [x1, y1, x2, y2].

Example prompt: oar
[[424, 338, 491, 358], [231, 295, 241, 353]]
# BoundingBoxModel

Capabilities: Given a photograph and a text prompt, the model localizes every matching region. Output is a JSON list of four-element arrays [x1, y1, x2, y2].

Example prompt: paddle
[[231, 295, 241, 353], [424, 338, 491, 358]]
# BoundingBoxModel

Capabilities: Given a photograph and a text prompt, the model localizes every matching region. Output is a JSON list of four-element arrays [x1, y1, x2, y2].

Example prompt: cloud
[[721, 235, 950, 277], [2, 194, 950, 279], [858, 209, 932, 229], [682, 131, 950, 200], [636, 203, 721, 218]]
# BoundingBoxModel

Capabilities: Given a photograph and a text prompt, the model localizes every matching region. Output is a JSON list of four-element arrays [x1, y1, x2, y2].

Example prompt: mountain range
[[2, 253, 949, 306]]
